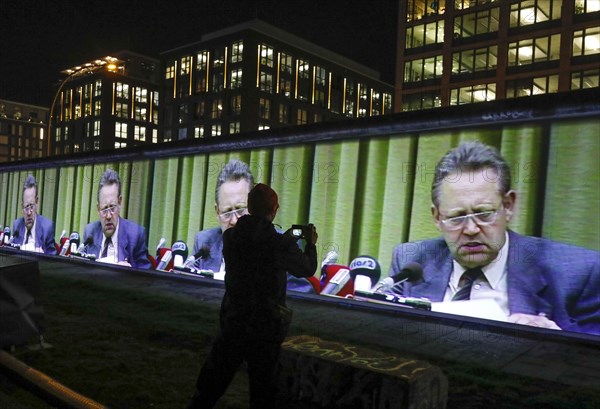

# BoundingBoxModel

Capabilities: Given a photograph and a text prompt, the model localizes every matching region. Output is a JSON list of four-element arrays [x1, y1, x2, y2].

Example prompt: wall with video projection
[[0, 91, 599, 273]]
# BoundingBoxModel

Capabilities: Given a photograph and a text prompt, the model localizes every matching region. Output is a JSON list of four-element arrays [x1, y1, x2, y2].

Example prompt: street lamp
[[47, 56, 122, 156]]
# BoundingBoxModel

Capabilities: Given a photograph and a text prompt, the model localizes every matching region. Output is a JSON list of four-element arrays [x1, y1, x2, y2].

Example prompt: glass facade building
[[50, 51, 160, 155], [0, 100, 48, 163], [160, 20, 394, 141], [397, 0, 600, 111]]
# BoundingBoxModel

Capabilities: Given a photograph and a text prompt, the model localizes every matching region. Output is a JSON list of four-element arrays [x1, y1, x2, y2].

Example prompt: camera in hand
[[291, 224, 313, 240]]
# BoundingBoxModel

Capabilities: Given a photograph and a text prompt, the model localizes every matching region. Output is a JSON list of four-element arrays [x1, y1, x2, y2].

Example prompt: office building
[[160, 20, 395, 141], [0, 99, 48, 162], [50, 51, 160, 155], [396, 0, 600, 111]]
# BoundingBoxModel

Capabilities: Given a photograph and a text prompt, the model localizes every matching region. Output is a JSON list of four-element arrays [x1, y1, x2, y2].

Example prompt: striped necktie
[[452, 268, 483, 301], [101, 236, 112, 258]]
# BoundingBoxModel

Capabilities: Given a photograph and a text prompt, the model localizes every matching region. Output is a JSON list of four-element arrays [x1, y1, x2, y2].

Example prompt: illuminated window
[[114, 141, 127, 149], [178, 104, 188, 123], [231, 41, 243, 63], [94, 80, 102, 96], [152, 129, 158, 143], [180, 56, 192, 75], [115, 102, 129, 118], [134, 125, 146, 142], [213, 49, 225, 68], [297, 109, 307, 125], [298, 60, 310, 79], [506, 75, 559, 98], [280, 78, 292, 97], [134, 106, 147, 121], [575, 0, 600, 13], [450, 83, 496, 105], [194, 126, 205, 138], [115, 122, 128, 139], [94, 101, 101, 116], [259, 44, 274, 67], [230, 68, 243, 89], [229, 122, 240, 134], [571, 69, 600, 89], [134, 88, 148, 103], [315, 66, 326, 86], [258, 124, 270, 131], [454, 7, 500, 38], [508, 34, 561, 66], [211, 124, 221, 137], [197, 51, 209, 71], [509, 0, 561, 27], [454, 0, 497, 11], [93, 121, 100, 137], [406, 0, 446, 21], [165, 62, 176, 79], [280, 53, 292, 74], [406, 20, 444, 48], [573, 28, 600, 57], [452, 46, 498, 74], [259, 71, 273, 92], [404, 55, 443, 82], [115, 83, 129, 99], [259, 98, 271, 119], [345, 81, 355, 117]]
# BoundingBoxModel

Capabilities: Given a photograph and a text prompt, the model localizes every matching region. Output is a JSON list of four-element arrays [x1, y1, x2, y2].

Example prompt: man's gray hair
[[431, 141, 511, 207], [22, 174, 38, 201], [97, 169, 121, 203], [215, 159, 254, 204]]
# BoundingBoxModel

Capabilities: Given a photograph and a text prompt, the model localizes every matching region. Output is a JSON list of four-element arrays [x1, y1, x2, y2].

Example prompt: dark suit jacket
[[12, 214, 57, 255], [389, 230, 600, 335], [193, 227, 224, 272], [193, 226, 317, 293], [84, 217, 152, 270]]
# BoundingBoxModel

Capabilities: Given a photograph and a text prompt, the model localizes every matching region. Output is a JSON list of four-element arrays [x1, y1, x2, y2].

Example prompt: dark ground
[[1, 258, 599, 409]]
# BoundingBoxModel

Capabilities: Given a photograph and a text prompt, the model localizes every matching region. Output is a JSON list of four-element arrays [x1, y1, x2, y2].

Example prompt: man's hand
[[508, 313, 562, 330], [308, 224, 318, 245]]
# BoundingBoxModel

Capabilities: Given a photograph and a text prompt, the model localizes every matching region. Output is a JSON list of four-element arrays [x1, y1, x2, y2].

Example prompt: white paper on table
[[431, 299, 508, 322], [21, 242, 36, 252]]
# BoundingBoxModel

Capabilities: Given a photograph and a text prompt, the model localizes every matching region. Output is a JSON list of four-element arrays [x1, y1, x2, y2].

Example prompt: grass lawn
[[2, 269, 599, 409]]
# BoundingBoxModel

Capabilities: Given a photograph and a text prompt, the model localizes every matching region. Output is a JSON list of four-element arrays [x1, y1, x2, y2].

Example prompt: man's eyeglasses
[[441, 207, 503, 231], [218, 207, 248, 221], [99, 205, 119, 217], [23, 204, 36, 213]]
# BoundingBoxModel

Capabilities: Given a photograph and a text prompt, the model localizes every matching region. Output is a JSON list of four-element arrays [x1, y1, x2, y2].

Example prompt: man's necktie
[[452, 268, 483, 301], [25, 230, 32, 245], [101, 236, 112, 258]]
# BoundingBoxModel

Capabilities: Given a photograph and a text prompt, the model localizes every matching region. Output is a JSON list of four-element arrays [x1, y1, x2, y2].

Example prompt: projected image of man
[[388, 141, 600, 334], [11, 175, 57, 254], [84, 169, 151, 269]]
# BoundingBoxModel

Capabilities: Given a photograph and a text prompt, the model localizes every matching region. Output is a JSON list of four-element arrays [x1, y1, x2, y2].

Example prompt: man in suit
[[193, 159, 317, 292], [84, 169, 151, 270], [193, 159, 254, 272], [389, 141, 599, 335], [11, 175, 57, 254]]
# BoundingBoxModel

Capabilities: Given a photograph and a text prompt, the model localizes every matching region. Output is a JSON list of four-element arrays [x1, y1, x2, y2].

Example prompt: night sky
[[0, 1, 398, 107]]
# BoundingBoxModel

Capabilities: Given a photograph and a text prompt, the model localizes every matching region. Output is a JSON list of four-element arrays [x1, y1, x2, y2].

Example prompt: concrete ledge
[[278, 335, 447, 409]]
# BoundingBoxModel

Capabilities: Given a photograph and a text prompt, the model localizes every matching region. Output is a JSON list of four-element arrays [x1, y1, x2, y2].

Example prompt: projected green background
[[1, 118, 598, 270]]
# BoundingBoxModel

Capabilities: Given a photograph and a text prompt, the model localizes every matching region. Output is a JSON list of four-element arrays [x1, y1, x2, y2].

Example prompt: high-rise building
[[0, 99, 48, 162], [160, 20, 395, 141], [50, 51, 160, 155], [396, 0, 600, 111]]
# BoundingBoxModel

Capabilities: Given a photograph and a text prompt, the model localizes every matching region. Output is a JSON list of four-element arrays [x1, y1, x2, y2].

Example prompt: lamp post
[[46, 56, 121, 156]]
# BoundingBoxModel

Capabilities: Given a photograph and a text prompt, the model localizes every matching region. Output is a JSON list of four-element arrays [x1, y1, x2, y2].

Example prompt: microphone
[[372, 262, 424, 294], [321, 250, 339, 269], [72, 236, 94, 259], [171, 240, 188, 268], [156, 247, 173, 271], [2, 227, 10, 245], [320, 265, 353, 296], [59, 230, 67, 242], [69, 232, 80, 255], [156, 237, 166, 257], [59, 237, 71, 256], [349, 255, 381, 291]]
